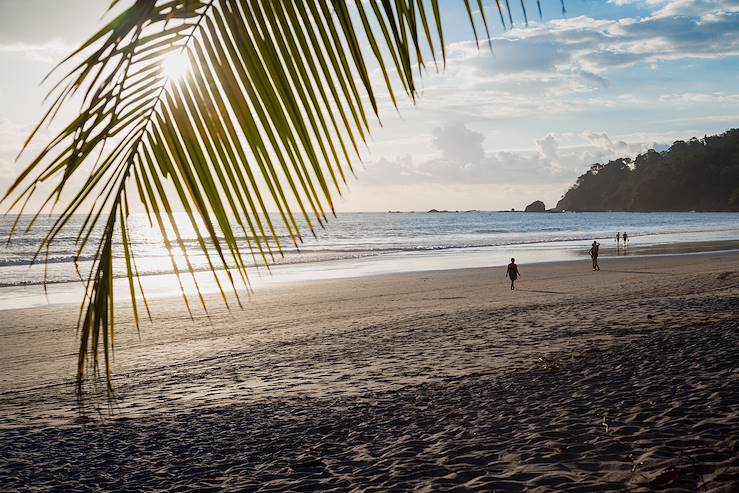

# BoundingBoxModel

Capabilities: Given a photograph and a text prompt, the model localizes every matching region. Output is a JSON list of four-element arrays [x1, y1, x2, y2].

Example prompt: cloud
[[368, 3, 739, 130], [0, 118, 27, 178], [435, 4, 739, 92], [609, 0, 739, 17], [0, 41, 71, 53], [0, 118, 56, 186], [360, 123, 657, 187], [657, 92, 739, 105], [0, 0, 109, 45], [431, 122, 485, 164], [536, 135, 559, 163]]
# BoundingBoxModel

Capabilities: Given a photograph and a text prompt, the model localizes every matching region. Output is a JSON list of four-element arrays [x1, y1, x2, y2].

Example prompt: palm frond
[[2, 0, 557, 394]]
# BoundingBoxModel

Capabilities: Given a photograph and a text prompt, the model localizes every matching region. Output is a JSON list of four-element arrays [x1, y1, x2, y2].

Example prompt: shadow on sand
[[603, 270, 665, 275], [516, 289, 572, 295]]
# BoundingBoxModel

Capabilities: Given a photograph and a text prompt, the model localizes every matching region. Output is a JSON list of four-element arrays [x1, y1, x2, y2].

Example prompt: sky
[[0, 0, 738, 212]]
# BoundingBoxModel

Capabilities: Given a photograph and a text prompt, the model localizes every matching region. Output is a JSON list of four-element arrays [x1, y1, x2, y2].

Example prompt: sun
[[162, 51, 191, 80]]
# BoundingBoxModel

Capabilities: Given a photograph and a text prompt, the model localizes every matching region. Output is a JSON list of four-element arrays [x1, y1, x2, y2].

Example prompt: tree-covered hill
[[556, 129, 739, 212]]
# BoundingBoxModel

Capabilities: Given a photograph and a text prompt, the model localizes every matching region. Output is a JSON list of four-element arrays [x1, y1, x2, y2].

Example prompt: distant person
[[616, 232, 621, 245], [588, 241, 601, 271], [506, 258, 520, 290], [623, 232, 629, 245]]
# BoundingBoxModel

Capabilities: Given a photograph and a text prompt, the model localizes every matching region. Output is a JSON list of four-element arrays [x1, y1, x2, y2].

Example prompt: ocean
[[1, 212, 738, 310]]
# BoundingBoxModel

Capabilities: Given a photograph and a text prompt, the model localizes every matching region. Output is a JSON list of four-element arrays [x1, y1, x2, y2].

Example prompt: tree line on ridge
[[556, 128, 739, 212]]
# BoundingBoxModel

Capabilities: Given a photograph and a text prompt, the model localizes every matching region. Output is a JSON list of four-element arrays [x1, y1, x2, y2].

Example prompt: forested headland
[[556, 129, 739, 212]]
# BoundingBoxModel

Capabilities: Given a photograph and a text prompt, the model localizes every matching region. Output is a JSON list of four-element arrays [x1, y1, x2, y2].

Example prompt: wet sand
[[1, 251, 738, 491]]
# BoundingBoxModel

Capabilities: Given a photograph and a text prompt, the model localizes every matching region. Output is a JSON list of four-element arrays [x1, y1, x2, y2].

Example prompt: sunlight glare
[[162, 50, 190, 80]]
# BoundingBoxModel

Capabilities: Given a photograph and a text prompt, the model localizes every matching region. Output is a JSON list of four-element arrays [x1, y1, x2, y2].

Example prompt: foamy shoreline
[[1, 251, 737, 491], [1, 236, 738, 311]]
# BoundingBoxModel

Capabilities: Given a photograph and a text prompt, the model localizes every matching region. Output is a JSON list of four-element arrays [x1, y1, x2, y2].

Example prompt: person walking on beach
[[616, 232, 621, 245], [623, 232, 629, 245], [506, 258, 520, 290], [588, 241, 601, 271]]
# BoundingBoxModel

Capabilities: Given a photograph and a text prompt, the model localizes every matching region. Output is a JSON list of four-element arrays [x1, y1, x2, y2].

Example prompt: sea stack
[[524, 200, 546, 212]]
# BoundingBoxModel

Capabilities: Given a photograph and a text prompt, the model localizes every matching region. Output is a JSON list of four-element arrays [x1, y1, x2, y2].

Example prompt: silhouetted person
[[616, 232, 621, 245], [588, 241, 600, 271], [623, 232, 629, 245], [506, 258, 520, 290]]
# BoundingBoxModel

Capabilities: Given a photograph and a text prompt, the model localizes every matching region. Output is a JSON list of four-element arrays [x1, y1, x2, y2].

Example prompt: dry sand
[[1, 251, 738, 491]]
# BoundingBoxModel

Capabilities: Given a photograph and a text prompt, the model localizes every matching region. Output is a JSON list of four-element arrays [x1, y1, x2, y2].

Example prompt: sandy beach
[[1, 250, 738, 491]]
